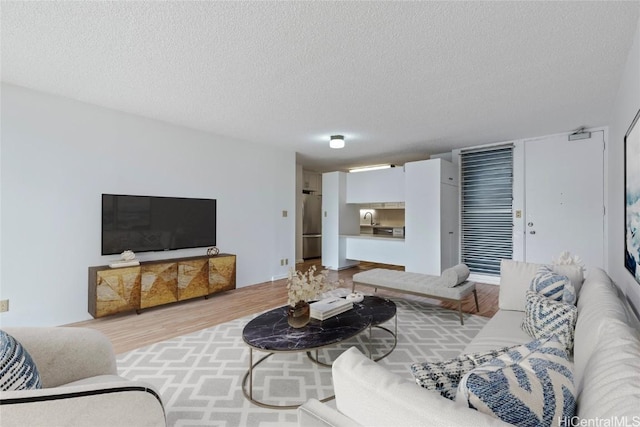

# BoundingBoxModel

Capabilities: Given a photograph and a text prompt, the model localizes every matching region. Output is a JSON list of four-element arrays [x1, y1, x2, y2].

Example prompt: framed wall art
[[624, 108, 640, 285]]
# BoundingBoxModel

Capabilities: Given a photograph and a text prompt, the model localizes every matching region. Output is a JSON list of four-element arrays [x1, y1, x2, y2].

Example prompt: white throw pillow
[[499, 260, 542, 311], [438, 263, 471, 288], [552, 264, 584, 297], [499, 260, 584, 311]]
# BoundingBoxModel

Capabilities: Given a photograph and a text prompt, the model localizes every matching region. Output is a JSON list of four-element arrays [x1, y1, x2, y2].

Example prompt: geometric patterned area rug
[[117, 289, 489, 426]]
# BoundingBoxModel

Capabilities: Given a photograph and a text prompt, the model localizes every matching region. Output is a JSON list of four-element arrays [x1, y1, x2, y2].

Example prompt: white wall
[[608, 15, 640, 314], [0, 84, 296, 327]]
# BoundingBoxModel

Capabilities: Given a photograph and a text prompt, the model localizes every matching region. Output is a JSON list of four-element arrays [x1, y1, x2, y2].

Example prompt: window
[[460, 146, 513, 276]]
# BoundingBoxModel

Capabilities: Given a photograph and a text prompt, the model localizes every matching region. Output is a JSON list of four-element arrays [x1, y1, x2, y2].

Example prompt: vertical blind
[[460, 146, 513, 276]]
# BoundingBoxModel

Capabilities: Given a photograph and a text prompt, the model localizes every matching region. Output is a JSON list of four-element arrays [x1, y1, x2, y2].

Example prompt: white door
[[524, 132, 604, 268]]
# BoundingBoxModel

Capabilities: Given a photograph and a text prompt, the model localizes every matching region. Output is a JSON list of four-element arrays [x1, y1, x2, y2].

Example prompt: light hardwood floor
[[70, 260, 499, 354]]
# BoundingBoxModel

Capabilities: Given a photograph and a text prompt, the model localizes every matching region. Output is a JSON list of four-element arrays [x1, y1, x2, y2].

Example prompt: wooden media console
[[88, 253, 236, 318]]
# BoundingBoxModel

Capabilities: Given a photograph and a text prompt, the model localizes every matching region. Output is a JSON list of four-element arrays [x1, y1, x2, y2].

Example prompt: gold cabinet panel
[[140, 262, 178, 309], [92, 267, 141, 317], [209, 254, 236, 293], [178, 259, 209, 300], [89, 254, 236, 318]]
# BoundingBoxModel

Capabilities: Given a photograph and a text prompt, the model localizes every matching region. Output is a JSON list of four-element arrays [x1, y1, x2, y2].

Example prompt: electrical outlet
[[0, 299, 9, 313], [282, 210, 288, 217], [285, 258, 289, 265], [280, 259, 284, 266]]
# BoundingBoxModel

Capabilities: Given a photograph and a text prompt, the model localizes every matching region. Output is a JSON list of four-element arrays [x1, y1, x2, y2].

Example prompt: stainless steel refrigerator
[[302, 194, 322, 259]]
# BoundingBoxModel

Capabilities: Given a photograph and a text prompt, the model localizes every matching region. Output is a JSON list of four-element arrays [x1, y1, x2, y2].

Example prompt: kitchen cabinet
[[323, 160, 456, 272], [360, 202, 405, 209], [346, 167, 405, 203], [303, 170, 322, 193], [345, 235, 405, 265], [404, 159, 459, 275]]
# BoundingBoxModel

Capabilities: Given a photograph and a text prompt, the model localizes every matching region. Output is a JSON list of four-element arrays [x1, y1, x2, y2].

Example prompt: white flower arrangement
[[286, 265, 340, 306], [552, 251, 585, 271]]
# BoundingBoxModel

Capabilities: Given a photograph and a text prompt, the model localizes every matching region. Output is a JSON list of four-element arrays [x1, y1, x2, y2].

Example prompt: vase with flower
[[286, 266, 340, 328]]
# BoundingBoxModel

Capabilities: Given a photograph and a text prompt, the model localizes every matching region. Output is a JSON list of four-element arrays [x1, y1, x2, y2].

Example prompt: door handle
[[529, 231, 536, 235]]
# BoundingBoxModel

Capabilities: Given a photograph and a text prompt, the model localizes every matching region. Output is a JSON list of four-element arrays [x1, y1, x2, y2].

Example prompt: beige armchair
[[0, 327, 166, 426]]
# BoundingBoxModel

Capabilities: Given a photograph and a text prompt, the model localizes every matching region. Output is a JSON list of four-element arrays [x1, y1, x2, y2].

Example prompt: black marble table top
[[242, 296, 396, 352], [355, 295, 397, 326]]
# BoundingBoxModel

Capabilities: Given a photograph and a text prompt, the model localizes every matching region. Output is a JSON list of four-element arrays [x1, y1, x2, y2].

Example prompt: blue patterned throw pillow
[[522, 290, 578, 353], [530, 265, 576, 305], [456, 337, 576, 426], [410, 345, 516, 400], [0, 330, 42, 391]]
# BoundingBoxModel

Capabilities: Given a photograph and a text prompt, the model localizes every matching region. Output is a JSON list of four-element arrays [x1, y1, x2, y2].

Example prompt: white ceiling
[[2, 1, 639, 172]]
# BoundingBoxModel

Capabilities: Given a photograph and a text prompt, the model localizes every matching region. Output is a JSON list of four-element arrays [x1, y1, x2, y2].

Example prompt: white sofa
[[0, 327, 166, 426], [298, 263, 640, 426]]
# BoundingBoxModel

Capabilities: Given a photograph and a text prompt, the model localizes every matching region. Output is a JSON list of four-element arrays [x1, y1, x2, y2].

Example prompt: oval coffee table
[[242, 295, 396, 409]]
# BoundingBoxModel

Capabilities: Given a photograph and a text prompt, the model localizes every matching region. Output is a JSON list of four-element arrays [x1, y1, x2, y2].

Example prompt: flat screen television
[[102, 194, 216, 255]]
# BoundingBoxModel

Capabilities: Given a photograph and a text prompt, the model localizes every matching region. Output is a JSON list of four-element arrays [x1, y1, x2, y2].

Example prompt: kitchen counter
[[340, 234, 406, 266]]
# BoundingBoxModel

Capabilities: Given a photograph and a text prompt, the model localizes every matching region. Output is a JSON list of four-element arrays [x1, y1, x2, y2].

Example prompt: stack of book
[[109, 260, 140, 268], [310, 297, 353, 321]]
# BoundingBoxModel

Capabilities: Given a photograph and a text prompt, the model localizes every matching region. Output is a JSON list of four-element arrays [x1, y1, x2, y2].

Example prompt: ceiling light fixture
[[349, 164, 393, 173], [329, 135, 345, 149]]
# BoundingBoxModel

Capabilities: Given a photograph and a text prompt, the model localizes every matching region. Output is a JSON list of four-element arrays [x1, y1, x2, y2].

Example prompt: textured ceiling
[[2, 1, 639, 172]]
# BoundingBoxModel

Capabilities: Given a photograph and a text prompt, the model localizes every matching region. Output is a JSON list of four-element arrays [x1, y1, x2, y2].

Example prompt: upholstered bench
[[352, 268, 479, 325]]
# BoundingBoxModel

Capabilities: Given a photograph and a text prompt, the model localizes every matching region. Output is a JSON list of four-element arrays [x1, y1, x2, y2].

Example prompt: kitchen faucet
[[363, 212, 374, 226]]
